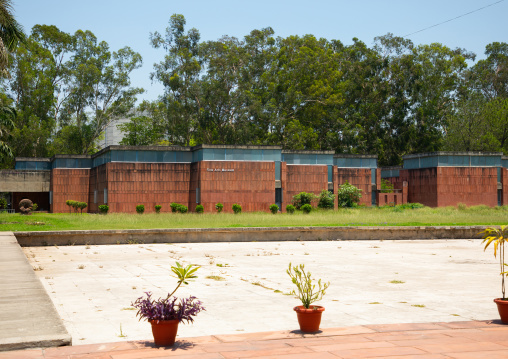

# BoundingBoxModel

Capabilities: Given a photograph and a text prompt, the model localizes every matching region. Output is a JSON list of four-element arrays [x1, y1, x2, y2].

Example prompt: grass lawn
[[1, 205, 507, 232]]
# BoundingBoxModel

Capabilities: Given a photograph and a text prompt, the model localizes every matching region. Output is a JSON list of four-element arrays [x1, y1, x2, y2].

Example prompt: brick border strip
[[14, 225, 488, 246]]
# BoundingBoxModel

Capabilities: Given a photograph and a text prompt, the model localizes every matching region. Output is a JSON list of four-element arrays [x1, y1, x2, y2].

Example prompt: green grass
[[1, 205, 508, 232]]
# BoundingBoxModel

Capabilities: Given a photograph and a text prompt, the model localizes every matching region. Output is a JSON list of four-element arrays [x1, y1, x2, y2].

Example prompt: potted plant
[[132, 262, 205, 346], [287, 263, 330, 332], [479, 225, 508, 323]]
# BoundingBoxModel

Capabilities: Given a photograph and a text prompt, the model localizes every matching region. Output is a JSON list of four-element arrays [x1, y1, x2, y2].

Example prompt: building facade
[[4, 145, 377, 213], [3, 147, 507, 213]]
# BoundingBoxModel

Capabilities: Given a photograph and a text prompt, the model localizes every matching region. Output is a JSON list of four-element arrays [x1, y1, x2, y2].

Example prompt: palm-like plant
[[480, 225, 508, 299], [0, 0, 25, 76], [0, 104, 14, 158]]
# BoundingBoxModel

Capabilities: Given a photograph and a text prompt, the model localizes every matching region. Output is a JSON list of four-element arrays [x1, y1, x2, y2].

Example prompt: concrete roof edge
[[403, 151, 504, 159]]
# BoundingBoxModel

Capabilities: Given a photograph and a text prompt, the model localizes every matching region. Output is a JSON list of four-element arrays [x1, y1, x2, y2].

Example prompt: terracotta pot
[[494, 298, 508, 323], [149, 319, 179, 346], [294, 305, 325, 332]]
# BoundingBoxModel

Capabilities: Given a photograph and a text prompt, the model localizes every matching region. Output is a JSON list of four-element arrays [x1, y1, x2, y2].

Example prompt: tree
[[150, 14, 201, 146], [0, 0, 24, 77], [54, 30, 143, 154], [0, 0, 24, 163]]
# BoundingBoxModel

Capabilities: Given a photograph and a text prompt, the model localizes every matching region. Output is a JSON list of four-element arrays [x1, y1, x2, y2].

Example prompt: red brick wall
[[104, 162, 191, 213], [192, 161, 275, 213], [284, 165, 328, 207], [50, 169, 90, 213], [88, 165, 108, 213], [436, 167, 497, 207], [399, 168, 438, 207], [336, 168, 372, 206], [503, 168, 508, 206], [377, 192, 403, 206]]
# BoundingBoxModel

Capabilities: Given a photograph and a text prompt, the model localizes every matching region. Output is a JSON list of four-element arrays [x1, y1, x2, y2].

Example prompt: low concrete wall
[[0, 170, 50, 192], [14, 226, 488, 246]]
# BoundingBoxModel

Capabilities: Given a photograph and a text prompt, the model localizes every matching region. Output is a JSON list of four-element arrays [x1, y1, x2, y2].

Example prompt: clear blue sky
[[13, 0, 508, 102]]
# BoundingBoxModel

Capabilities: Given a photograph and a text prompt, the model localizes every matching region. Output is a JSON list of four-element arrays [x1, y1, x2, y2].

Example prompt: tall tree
[[0, 0, 24, 77], [150, 14, 201, 146]]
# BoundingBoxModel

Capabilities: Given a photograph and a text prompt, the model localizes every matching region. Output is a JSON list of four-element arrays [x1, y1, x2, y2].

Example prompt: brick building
[[381, 152, 508, 207], [3, 147, 506, 213], [2, 145, 377, 213]]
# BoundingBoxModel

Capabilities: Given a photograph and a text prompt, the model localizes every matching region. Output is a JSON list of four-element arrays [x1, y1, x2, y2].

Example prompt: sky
[[13, 0, 508, 102]]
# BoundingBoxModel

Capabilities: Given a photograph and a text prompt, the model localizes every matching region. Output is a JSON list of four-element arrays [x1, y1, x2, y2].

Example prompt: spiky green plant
[[479, 225, 508, 299], [287, 263, 329, 308]]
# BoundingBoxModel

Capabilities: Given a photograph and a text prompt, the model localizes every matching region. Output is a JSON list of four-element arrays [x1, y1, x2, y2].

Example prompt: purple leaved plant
[[132, 292, 205, 323]]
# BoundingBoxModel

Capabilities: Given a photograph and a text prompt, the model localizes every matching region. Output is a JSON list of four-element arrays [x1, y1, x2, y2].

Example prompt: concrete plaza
[[21, 239, 501, 346]]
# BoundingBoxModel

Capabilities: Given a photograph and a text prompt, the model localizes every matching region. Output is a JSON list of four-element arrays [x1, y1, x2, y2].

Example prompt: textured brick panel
[[97, 162, 191, 213], [336, 168, 372, 206], [50, 169, 90, 213], [503, 168, 508, 206], [399, 167, 498, 207], [399, 168, 438, 207], [285, 165, 328, 207], [377, 192, 402, 206], [436, 167, 497, 207], [193, 161, 275, 213]]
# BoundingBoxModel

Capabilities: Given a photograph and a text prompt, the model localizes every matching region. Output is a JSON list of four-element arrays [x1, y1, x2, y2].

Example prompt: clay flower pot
[[294, 305, 325, 332], [494, 299, 508, 323], [150, 319, 179, 346]]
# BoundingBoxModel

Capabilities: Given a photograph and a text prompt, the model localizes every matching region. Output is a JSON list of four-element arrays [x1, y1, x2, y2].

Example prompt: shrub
[[457, 202, 467, 210], [66, 200, 77, 213], [0, 197, 7, 209], [232, 203, 242, 214], [170, 202, 179, 213], [195, 204, 204, 213], [286, 204, 296, 214], [269, 204, 279, 214], [77, 202, 87, 214], [301, 204, 312, 214], [380, 179, 394, 193], [177, 205, 188, 213], [215, 203, 224, 213], [98, 205, 109, 214], [155, 205, 162, 213], [136, 204, 145, 214], [292, 192, 316, 210], [32, 203, 38, 211], [317, 189, 334, 209], [337, 181, 362, 208]]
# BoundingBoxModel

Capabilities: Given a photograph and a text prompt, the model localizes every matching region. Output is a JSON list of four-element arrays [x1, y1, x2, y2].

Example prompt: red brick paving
[[1, 321, 508, 359]]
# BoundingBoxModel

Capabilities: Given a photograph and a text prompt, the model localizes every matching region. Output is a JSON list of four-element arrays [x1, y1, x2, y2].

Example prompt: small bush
[[457, 203, 467, 210], [380, 179, 394, 193], [32, 203, 39, 211], [98, 205, 109, 214], [301, 204, 312, 214], [170, 202, 179, 213], [232, 203, 242, 214], [195, 204, 204, 213], [177, 205, 188, 213], [77, 202, 87, 214], [0, 197, 7, 209], [136, 204, 145, 214], [269, 204, 279, 214], [66, 200, 77, 213], [154, 205, 162, 213], [215, 203, 224, 213], [292, 192, 316, 209], [286, 204, 295, 214], [337, 181, 362, 208], [317, 189, 334, 209]]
